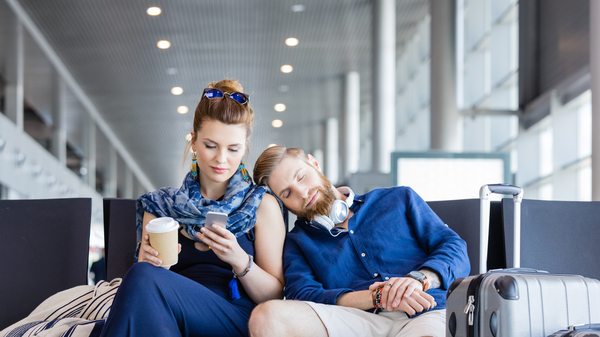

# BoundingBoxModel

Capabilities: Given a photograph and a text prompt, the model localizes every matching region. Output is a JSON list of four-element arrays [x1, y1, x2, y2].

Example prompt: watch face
[[409, 271, 426, 281]]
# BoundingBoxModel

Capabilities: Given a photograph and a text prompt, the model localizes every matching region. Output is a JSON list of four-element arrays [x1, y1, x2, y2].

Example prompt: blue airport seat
[[0, 198, 91, 330], [103, 198, 137, 280], [102, 197, 505, 281], [501, 198, 600, 279], [427, 199, 506, 276]]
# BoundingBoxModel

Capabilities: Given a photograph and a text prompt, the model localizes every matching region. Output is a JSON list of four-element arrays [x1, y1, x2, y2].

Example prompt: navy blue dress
[[100, 230, 256, 337]]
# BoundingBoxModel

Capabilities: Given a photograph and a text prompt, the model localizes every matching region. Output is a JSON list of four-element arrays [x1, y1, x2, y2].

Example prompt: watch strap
[[405, 271, 430, 291]]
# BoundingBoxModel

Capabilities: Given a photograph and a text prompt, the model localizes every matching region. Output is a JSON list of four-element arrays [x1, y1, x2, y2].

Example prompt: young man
[[249, 146, 470, 337]]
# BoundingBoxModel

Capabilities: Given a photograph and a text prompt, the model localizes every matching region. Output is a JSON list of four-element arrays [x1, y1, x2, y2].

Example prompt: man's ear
[[307, 154, 322, 172]]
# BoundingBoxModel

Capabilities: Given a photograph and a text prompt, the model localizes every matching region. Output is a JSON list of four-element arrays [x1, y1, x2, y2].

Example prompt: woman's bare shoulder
[[256, 193, 284, 226]]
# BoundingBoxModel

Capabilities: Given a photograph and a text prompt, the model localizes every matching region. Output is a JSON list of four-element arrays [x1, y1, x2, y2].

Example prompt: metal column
[[104, 146, 118, 197], [342, 72, 360, 181], [430, 0, 462, 151], [371, 0, 396, 173], [4, 17, 24, 131], [51, 71, 67, 165], [124, 168, 133, 199], [83, 115, 97, 190], [325, 118, 339, 184], [591, 0, 600, 200]]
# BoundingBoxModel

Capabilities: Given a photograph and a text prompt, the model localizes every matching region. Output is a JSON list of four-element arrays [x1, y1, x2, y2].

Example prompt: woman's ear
[[242, 143, 249, 161], [306, 154, 321, 172], [190, 131, 196, 152]]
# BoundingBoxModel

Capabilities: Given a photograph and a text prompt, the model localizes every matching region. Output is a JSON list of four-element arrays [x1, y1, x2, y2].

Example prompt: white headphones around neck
[[313, 187, 355, 231]]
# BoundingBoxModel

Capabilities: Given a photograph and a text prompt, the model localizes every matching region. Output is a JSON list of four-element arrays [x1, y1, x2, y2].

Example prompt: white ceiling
[[7, 0, 429, 191]]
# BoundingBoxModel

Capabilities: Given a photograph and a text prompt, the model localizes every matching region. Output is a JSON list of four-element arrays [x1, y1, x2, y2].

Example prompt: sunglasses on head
[[202, 88, 249, 105]]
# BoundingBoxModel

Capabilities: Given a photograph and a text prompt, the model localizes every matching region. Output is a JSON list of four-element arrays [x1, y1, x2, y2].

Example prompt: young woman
[[100, 79, 286, 337]]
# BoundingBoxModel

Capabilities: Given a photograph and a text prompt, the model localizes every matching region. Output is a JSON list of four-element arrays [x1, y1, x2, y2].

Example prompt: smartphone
[[205, 211, 228, 233]]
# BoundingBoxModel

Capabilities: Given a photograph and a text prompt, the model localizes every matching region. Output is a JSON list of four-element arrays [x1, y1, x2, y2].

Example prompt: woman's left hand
[[196, 225, 250, 274]]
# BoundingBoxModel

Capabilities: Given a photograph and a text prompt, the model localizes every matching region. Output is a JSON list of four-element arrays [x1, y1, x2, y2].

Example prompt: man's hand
[[391, 288, 436, 316], [369, 277, 436, 315]]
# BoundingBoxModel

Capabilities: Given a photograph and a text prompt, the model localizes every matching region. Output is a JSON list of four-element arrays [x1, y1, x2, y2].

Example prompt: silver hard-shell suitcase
[[445, 184, 600, 337]]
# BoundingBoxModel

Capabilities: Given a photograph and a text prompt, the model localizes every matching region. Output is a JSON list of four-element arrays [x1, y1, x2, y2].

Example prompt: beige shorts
[[305, 301, 446, 337]]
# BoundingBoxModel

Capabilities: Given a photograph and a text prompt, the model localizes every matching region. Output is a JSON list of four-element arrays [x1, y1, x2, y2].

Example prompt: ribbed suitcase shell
[[446, 270, 600, 337]]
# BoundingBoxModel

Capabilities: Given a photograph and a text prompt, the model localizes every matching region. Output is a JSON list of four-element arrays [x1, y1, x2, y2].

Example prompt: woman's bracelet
[[232, 254, 254, 278]]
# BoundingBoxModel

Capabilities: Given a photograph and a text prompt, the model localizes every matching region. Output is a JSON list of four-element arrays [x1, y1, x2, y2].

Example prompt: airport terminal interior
[[0, 0, 598, 279]]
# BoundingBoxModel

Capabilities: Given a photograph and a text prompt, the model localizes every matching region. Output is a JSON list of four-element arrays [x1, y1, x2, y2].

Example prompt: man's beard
[[294, 171, 336, 221]]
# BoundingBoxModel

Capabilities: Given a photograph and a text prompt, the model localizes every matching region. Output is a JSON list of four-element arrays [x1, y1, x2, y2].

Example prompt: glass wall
[[517, 91, 592, 200], [459, 0, 519, 155], [393, 0, 591, 201]]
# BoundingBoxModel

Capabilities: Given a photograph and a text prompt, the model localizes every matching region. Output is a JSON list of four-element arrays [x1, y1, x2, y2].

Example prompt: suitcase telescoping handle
[[479, 184, 523, 274]]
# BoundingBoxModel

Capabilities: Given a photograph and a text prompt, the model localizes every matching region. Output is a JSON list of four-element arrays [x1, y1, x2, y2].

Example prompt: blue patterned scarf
[[134, 164, 268, 261]]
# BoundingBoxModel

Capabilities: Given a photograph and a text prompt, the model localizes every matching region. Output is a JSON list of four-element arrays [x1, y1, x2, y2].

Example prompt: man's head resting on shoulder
[[254, 146, 340, 220]]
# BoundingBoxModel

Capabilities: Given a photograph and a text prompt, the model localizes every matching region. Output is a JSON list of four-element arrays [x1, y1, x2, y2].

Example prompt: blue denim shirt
[[283, 186, 470, 311]]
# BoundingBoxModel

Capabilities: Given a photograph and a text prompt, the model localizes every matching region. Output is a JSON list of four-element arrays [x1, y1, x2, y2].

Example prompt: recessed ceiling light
[[272, 119, 283, 128], [147, 7, 161, 16], [177, 106, 189, 114], [280, 65, 293, 73], [171, 87, 183, 95], [268, 144, 277, 148], [285, 37, 299, 47], [157, 40, 171, 49], [291, 4, 305, 12], [274, 104, 286, 112]]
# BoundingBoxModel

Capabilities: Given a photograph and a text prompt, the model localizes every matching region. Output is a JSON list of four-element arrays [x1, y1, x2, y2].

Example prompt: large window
[[393, 0, 592, 202], [459, 0, 519, 154], [517, 91, 592, 201]]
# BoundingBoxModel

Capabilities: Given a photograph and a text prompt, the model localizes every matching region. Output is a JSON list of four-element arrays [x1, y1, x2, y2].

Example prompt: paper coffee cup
[[146, 217, 179, 267]]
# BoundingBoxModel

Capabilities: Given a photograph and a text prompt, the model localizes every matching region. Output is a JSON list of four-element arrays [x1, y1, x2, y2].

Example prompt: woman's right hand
[[138, 233, 181, 268], [138, 234, 162, 267]]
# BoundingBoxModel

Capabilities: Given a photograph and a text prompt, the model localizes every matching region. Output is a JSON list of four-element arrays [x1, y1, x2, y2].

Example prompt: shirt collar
[[349, 192, 364, 213]]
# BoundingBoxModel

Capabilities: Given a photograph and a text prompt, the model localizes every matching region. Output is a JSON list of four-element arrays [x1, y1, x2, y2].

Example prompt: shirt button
[[374, 273, 378, 277], [361, 253, 366, 257], [385, 277, 389, 280], [350, 230, 354, 234]]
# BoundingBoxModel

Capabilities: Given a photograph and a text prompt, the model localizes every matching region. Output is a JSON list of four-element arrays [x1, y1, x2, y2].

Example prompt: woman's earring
[[238, 163, 250, 182], [191, 152, 198, 180]]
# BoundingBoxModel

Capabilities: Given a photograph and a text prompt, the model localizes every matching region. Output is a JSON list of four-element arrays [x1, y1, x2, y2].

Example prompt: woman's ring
[[386, 283, 393, 287]]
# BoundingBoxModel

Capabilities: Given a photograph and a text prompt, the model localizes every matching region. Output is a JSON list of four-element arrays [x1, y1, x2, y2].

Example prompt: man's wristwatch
[[405, 270, 430, 291]]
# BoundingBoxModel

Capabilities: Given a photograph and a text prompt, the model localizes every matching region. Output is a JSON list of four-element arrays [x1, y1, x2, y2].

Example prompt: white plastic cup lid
[[146, 217, 179, 233]]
